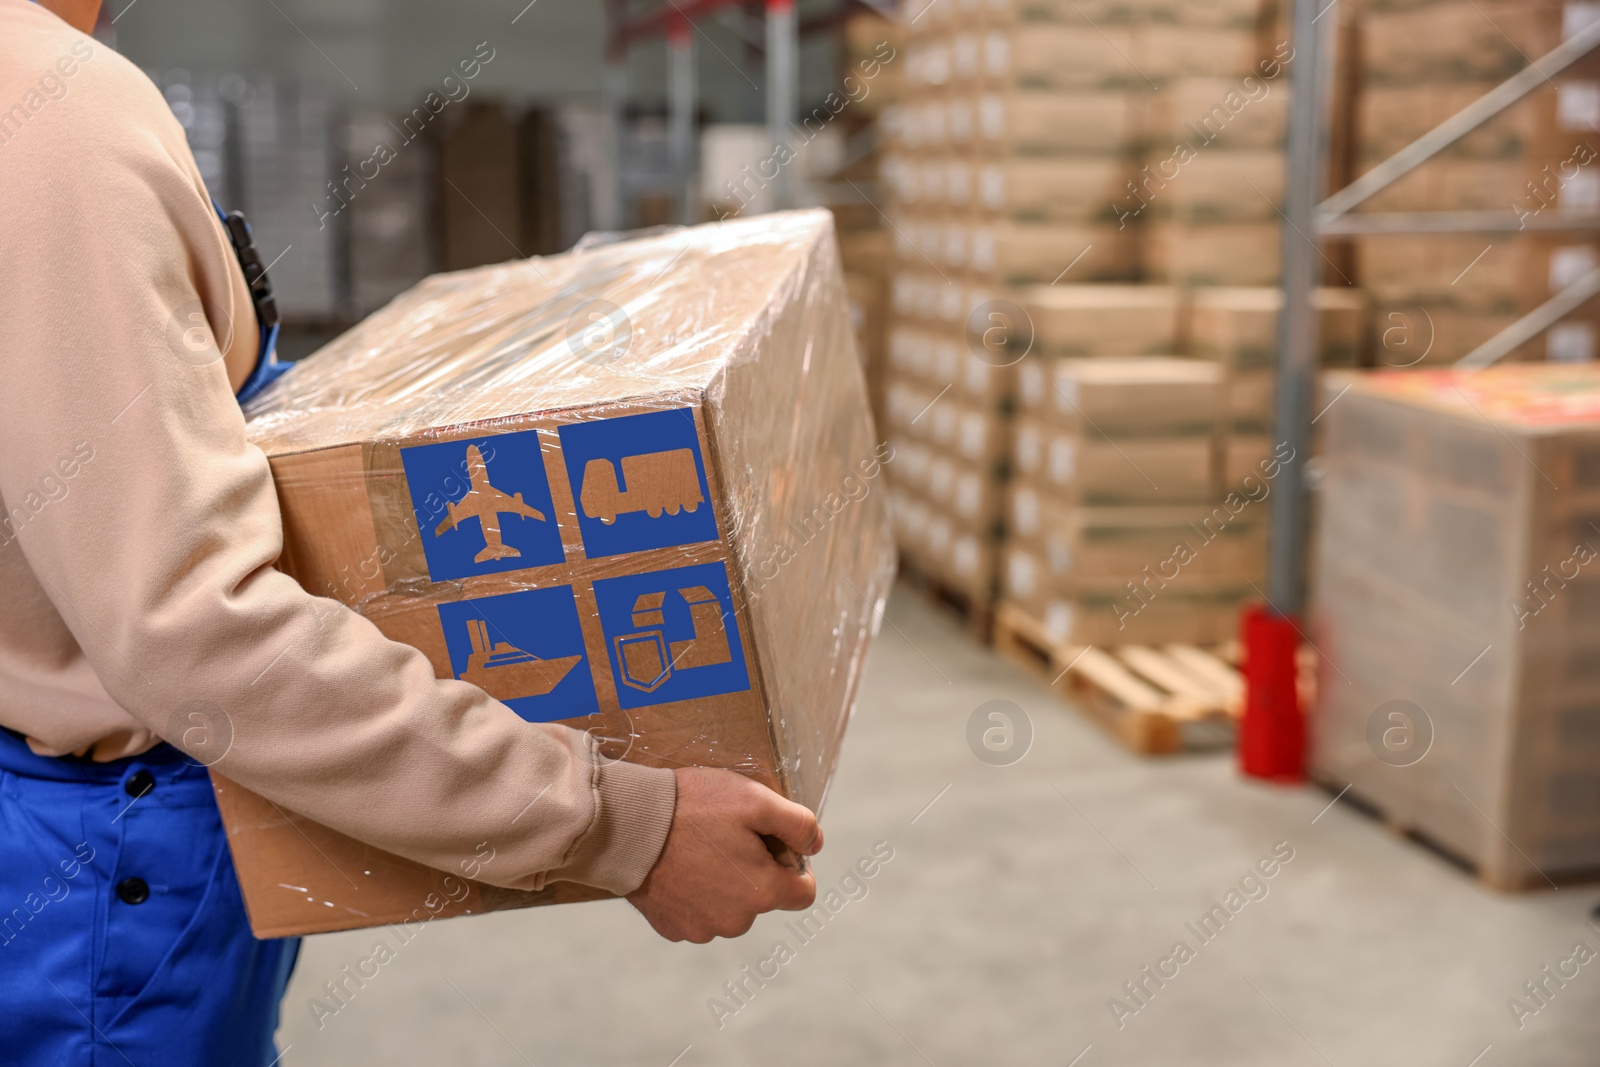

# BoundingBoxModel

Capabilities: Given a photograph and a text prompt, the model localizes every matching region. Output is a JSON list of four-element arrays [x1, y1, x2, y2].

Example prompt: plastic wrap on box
[[217, 210, 895, 936], [1311, 365, 1600, 887]]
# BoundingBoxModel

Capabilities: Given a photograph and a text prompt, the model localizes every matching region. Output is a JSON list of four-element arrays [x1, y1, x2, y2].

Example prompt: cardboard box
[[917, 506, 1001, 600], [1356, 233, 1600, 311], [951, 458, 1008, 526], [1368, 302, 1545, 366], [952, 404, 1011, 467], [1006, 489, 1267, 582], [974, 24, 1146, 90], [883, 371, 954, 443], [1011, 424, 1219, 507], [973, 89, 1144, 155], [1189, 286, 1367, 369], [1312, 365, 1600, 886], [969, 221, 1138, 283], [1359, 80, 1600, 163], [1036, 356, 1223, 434], [1362, 1, 1600, 87], [1011, 432, 1215, 504], [1145, 77, 1290, 151], [1138, 26, 1264, 81], [1220, 432, 1273, 488], [1145, 221, 1281, 285], [982, 0, 1267, 26], [1002, 539, 1250, 645], [1021, 285, 1185, 356], [224, 211, 895, 937], [956, 343, 1020, 408], [1144, 149, 1284, 223], [1364, 156, 1598, 215], [980, 0, 1174, 24], [976, 156, 1138, 223], [1226, 369, 1275, 429]]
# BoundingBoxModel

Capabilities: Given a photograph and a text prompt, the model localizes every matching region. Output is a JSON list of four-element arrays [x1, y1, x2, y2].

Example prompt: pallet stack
[[1003, 341, 1260, 649], [1189, 285, 1367, 493], [882, 0, 1158, 629], [1355, 0, 1600, 364], [1133, 10, 1293, 286], [836, 9, 906, 428], [1311, 365, 1600, 888]]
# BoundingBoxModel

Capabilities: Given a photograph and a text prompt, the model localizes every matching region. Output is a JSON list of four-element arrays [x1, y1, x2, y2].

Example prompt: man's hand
[[627, 767, 823, 943]]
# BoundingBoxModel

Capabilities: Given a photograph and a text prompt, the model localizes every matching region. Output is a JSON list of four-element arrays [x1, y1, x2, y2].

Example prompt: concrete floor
[[278, 586, 1600, 1066]]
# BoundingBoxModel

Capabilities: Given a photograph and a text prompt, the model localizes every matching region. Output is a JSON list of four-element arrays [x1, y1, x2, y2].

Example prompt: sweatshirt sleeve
[[0, 43, 674, 896]]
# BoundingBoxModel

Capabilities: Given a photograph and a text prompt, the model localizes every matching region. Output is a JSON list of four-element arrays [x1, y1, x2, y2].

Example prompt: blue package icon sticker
[[437, 586, 600, 723], [401, 429, 565, 582], [592, 561, 751, 710], [558, 408, 719, 559]]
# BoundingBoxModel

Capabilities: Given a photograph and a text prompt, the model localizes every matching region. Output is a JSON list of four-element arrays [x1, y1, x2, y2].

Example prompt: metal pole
[[765, 0, 797, 210], [1267, 0, 1330, 618], [667, 16, 697, 225]]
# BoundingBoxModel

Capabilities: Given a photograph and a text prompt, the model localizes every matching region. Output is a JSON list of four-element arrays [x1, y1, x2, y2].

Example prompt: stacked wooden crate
[[1355, 0, 1600, 364]]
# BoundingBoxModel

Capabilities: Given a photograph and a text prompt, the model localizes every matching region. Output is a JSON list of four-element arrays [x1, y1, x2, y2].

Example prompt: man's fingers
[[747, 791, 824, 856], [769, 868, 817, 912]]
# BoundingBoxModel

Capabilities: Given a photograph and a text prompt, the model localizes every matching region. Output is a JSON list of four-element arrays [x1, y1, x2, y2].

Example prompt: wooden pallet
[[898, 558, 996, 643], [1310, 777, 1600, 893], [994, 602, 1241, 755]]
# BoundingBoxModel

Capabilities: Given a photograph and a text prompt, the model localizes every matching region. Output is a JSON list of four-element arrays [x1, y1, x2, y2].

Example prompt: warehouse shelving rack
[[602, 0, 886, 224], [1254, 1, 1600, 770]]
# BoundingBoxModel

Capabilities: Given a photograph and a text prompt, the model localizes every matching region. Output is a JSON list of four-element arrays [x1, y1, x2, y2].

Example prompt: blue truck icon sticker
[[579, 448, 704, 525], [558, 409, 718, 558]]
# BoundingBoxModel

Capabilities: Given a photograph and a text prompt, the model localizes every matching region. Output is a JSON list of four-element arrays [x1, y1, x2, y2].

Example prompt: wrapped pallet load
[[1313, 364, 1600, 889], [221, 210, 896, 936]]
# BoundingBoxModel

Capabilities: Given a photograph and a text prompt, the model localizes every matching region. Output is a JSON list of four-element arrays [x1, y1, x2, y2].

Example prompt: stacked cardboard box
[[1140, 69, 1292, 287], [1311, 365, 1600, 887], [881, 0, 1162, 613], [1002, 351, 1266, 645], [1189, 286, 1367, 491], [1355, 0, 1600, 364], [832, 9, 905, 428]]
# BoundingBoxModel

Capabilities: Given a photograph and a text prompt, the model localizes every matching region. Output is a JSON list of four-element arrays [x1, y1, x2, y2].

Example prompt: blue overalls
[[0, 204, 297, 1065]]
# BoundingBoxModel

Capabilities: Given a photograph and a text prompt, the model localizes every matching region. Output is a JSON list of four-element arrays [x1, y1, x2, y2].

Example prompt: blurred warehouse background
[[89, 0, 1600, 1062]]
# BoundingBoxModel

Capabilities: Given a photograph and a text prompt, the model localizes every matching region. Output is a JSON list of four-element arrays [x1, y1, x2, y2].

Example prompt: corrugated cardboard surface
[[223, 211, 894, 937]]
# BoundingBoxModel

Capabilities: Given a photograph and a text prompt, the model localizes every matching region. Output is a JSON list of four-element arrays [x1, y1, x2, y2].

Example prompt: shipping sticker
[[437, 585, 600, 723], [592, 561, 750, 710], [557, 408, 718, 559], [400, 429, 565, 582]]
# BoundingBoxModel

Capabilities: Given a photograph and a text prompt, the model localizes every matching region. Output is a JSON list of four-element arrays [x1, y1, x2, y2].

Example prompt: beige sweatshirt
[[0, 1, 676, 897]]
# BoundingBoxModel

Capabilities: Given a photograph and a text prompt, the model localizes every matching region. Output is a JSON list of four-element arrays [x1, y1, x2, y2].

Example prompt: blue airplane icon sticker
[[401, 430, 566, 582]]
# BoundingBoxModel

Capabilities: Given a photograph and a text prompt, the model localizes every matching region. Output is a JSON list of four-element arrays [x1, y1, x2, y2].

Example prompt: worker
[[0, 2, 822, 1064]]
